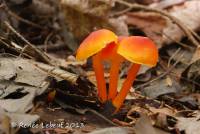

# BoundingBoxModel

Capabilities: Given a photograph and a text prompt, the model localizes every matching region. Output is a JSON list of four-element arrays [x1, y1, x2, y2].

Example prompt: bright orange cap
[[117, 36, 158, 66], [76, 29, 118, 61]]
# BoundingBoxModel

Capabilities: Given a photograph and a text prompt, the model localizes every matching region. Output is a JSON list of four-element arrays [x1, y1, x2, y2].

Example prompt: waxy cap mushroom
[[117, 36, 158, 66], [76, 29, 118, 61], [112, 36, 158, 110], [76, 29, 159, 112], [76, 29, 118, 102]]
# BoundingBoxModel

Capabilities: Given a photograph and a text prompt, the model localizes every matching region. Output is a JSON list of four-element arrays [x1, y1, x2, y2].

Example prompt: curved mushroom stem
[[112, 63, 141, 110], [92, 54, 107, 102], [108, 59, 121, 100]]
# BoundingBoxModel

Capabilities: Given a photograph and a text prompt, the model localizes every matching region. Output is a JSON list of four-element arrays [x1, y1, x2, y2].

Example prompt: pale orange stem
[[108, 59, 121, 100], [92, 54, 107, 102], [112, 64, 141, 110]]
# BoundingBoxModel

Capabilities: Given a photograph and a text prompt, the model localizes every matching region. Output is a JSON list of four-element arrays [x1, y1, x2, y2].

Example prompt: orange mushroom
[[76, 29, 118, 102], [76, 29, 158, 112], [112, 36, 158, 111]]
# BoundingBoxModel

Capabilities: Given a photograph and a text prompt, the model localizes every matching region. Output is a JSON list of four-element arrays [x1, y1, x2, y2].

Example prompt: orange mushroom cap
[[117, 36, 158, 66], [76, 29, 118, 61]]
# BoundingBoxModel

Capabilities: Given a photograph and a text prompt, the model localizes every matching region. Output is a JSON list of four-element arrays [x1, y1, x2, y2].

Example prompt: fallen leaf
[[8, 113, 39, 128], [60, 0, 129, 48], [149, 107, 175, 116], [0, 56, 51, 128], [0, 82, 48, 113], [88, 127, 134, 134], [163, 0, 200, 45], [181, 58, 200, 90], [150, 0, 186, 9], [135, 114, 169, 134], [108, 16, 129, 36], [126, 1, 200, 46], [135, 0, 160, 5], [177, 96, 199, 110], [153, 113, 177, 132], [61, 0, 115, 44], [176, 112, 200, 134], [141, 78, 180, 99], [81, 125, 96, 133]]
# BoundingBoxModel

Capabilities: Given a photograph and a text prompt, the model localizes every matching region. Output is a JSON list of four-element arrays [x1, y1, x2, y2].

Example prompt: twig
[[114, 0, 200, 47], [7, 10, 43, 29], [163, 32, 193, 50], [190, 29, 200, 42], [167, 47, 181, 67], [2, 4, 43, 29], [135, 52, 184, 90], [44, 32, 54, 52], [18, 45, 28, 58], [55, 99, 118, 126], [34, 62, 78, 84], [0, 38, 33, 59], [4, 21, 54, 65], [170, 72, 200, 88], [87, 109, 118, 126], [37, 43, 68, 52], [110, 7, 133, 17]]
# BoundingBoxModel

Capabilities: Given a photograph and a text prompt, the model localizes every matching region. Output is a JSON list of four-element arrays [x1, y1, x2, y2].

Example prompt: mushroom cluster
[[76, 29, 158, 112]]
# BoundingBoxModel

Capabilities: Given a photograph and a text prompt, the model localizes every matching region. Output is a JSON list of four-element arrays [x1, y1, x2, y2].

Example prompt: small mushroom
[[76, 29, 158, 112], [112, 36, 158, 111], [76, 29, 118, 102]]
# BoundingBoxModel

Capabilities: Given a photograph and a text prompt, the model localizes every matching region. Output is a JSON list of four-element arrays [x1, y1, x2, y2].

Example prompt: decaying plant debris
[[1, 0, 200, 134]]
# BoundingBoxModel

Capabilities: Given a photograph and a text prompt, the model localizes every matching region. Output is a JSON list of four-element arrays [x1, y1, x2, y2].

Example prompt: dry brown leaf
[[153, 113, 172, 132], [81, 125, 96, 133], [135, 0, 160, 5], [61, 0, 129, 45], [88, 127, 134, 134], [126, 1, 200, 47], [135, 114, 157, 134], [61, 0, 114, 42], [109, 16, 129, 36], [163, 0, 200, 45], [176, 112, 200, 134], [148, 107, 175, 116], [135, 114, 169, 134], [150, 0, 186, 9]]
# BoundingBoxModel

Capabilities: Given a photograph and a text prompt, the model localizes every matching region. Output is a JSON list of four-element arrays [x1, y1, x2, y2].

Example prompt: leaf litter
[[1, 0, 200, 134]]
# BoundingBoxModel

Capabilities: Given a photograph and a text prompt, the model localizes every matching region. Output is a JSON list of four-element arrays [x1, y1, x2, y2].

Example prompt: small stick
[[87, 109, 118, 126], [167, 47, 181, 67], [7, 9, 43, 29], [0, 38, 33, 59], [135, 52, 184, 90], [37, 43, 67, 52], [4, 21, 54, 65], [44, 32, 54, 52], [34, 62, 78, 84], [163, 32, 193, 50], [110, 7, 133, 17]]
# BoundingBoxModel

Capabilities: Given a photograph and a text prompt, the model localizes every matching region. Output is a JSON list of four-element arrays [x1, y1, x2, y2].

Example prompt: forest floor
[[1, 0, 200, 134]]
